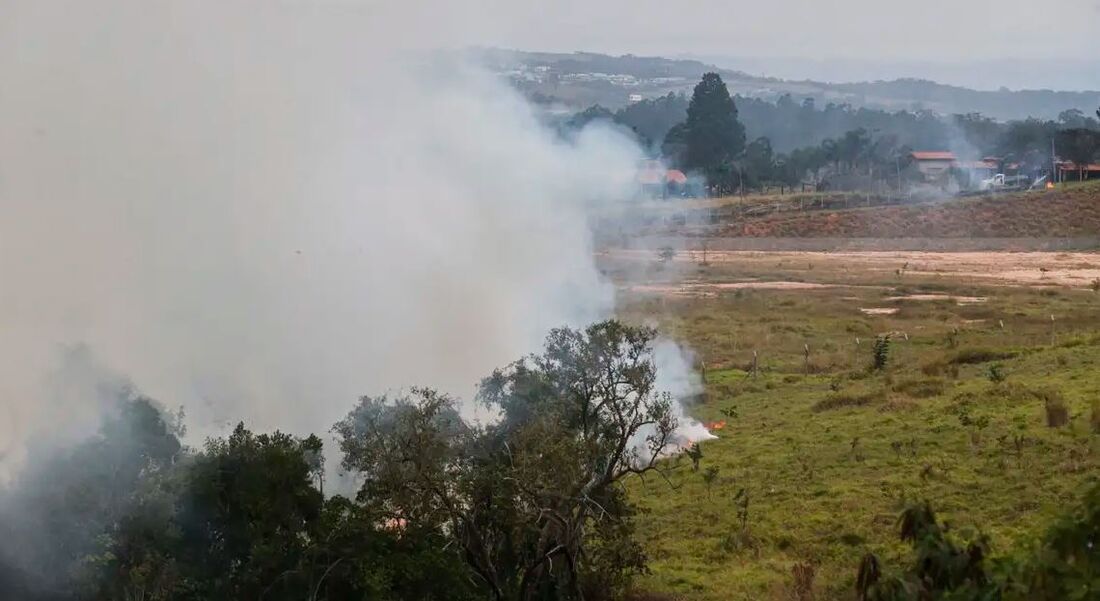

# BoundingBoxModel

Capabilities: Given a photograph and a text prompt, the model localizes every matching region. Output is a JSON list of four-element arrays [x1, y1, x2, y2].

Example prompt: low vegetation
[[709, 180, 1100, 239], [615, 252, 1100, 600]]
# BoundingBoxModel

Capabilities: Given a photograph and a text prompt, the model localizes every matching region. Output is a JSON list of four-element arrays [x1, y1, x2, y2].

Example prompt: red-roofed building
[[910, 151, 957, 180], [666, 169, 688, 185], [911, 151, 957, 161], [637, 161, 695, 197], [1056, 161, 1100, 181]]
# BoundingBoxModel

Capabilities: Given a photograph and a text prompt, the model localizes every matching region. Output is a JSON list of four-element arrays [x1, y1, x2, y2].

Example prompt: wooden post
[[1050, 314, 1056, 346], [752, 350, 759, 378], [804, 344, 810, 374]]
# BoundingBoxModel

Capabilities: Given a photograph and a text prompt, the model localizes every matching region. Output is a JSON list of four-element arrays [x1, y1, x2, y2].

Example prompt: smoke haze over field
[[0, 1, 715, 478]]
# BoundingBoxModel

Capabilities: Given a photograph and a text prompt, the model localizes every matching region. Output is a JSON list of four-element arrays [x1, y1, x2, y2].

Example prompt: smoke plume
[[0, 1, 705, 481]]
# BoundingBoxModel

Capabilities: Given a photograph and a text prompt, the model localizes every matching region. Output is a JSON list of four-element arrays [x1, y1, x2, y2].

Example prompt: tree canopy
[[0, 320, 681, 601], [680, 73, 746, 179]]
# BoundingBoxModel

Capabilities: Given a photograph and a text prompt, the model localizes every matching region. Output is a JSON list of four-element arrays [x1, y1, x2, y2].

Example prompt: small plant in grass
[[1090, 400, 1100, 434], [790, 562, 816, 601], [702, 465, 720, 497], [954, 400, 990, 446], [686, 443, 703, 472], [850, 437, 865, 462], [734, 488, 750, 531], [986, 363, 1006, 385], [871, 335, 891, 371], [945, 328, 959, 349], [1044, 396, 1069, 428], [720, 405, 739, 420], [720, 487, 756, 554], [1091, 278, 1100, 292], [792, 442, 816, 480]]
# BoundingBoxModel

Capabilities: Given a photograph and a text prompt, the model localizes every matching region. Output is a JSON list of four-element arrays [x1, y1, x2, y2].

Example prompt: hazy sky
[[381, 0, 1099, 61]]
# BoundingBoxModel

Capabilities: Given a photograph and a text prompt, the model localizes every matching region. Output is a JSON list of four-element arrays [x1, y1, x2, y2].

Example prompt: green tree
[[0, 393, 183, 599], [335, 320, 677, 601], [681, 73, 746, 189], [742, 136, 776, 188]]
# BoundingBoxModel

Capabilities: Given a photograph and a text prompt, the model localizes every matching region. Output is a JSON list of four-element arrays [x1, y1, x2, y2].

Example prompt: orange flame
[[705, 420, 727, 430]]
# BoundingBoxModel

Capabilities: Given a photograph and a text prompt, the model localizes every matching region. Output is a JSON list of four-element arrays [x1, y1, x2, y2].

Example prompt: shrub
[[871, 335, 890, 371], [1044, 395, 1069, 428], [986, 363, 1007, 384], [950, 347, 1017, 365], [702, 466, 720, 497], [813, 388, 887, 412], [891, 377, 946, 399], [920, 358, 959, 379], [790, 562, 815, 601]]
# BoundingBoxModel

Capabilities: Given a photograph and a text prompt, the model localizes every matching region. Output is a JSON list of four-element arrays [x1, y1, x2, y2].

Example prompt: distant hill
[[471, 49, 1100, 121]]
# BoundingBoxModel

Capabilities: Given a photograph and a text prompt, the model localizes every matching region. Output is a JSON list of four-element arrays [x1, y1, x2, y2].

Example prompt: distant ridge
[[470, 48, 1100, 120]]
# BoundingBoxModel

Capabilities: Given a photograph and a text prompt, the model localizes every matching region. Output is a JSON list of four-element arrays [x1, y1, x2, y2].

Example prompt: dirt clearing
[[609, 249, 1100, 288]]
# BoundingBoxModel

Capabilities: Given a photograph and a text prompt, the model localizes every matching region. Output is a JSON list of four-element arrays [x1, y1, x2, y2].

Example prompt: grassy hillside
[[714, 181, 1100, 239], [615, 259, 1100, 600]]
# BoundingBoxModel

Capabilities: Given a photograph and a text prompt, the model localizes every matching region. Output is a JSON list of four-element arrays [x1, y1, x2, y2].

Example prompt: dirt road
[[607, 249, 1100, 288]]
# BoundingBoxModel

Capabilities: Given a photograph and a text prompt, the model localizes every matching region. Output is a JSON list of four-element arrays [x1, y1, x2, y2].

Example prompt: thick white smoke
[[0, 1, 705, 479]]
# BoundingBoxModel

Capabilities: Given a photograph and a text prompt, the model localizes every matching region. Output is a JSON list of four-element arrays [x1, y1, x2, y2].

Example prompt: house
[[636, 161, 697, 198], [1056, 161, 1100, 182], [958, 160, 998, 179], [910, 151, 957, 180]]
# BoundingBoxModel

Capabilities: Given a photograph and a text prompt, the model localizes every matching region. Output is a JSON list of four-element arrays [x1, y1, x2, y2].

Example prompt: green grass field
[[609, 249, 1100, 600]]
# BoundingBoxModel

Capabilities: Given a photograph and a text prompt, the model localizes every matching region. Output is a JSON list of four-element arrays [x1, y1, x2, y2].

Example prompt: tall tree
[[681, 73, 746, 187], [335, 320, 677, 601]]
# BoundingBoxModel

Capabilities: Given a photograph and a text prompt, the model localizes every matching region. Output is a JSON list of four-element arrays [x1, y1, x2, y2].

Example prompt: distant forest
[[560, 92, 1100, 155], [555, 73, 1100, 196]]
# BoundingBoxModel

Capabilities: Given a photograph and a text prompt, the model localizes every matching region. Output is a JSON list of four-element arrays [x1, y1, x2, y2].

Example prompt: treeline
[[0, 322, 677, 601], [0, 320, 1097, 600], [562, 76, 1100, 192]]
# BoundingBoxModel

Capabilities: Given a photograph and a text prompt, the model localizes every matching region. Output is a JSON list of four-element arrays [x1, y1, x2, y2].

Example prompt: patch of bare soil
[[860, 307, 900, 315], [609, 249, 1100, 288], [626, 281, 837, 297]]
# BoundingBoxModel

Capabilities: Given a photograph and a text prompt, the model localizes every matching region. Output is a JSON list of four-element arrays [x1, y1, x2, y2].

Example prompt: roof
[[1057, 162, 1100, 172], [911, 151, 957, 161], [666, 169, 688, 184], [959, 161, 997, 170]]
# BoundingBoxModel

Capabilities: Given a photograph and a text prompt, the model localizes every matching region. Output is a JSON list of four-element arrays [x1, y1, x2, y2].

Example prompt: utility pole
[[896, 156, 902, 195], [1051, 137, 1058, 185]]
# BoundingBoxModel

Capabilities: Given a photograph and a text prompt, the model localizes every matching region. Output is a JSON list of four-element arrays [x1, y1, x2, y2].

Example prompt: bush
[[871, 335, 891, 371], [950, 347, 1017, 365], [1044, 395, 1069, 428], [986, 363, 1007, 384], [891, 377, 946, 399], [920, 357, 959, 379], [813, 388, 887, 412]]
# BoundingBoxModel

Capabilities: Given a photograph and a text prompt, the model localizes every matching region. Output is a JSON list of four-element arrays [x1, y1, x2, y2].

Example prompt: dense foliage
[[0, 321, 679, 601], [562, 74, 1100, 191], [859, 483, 1100, 600]]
